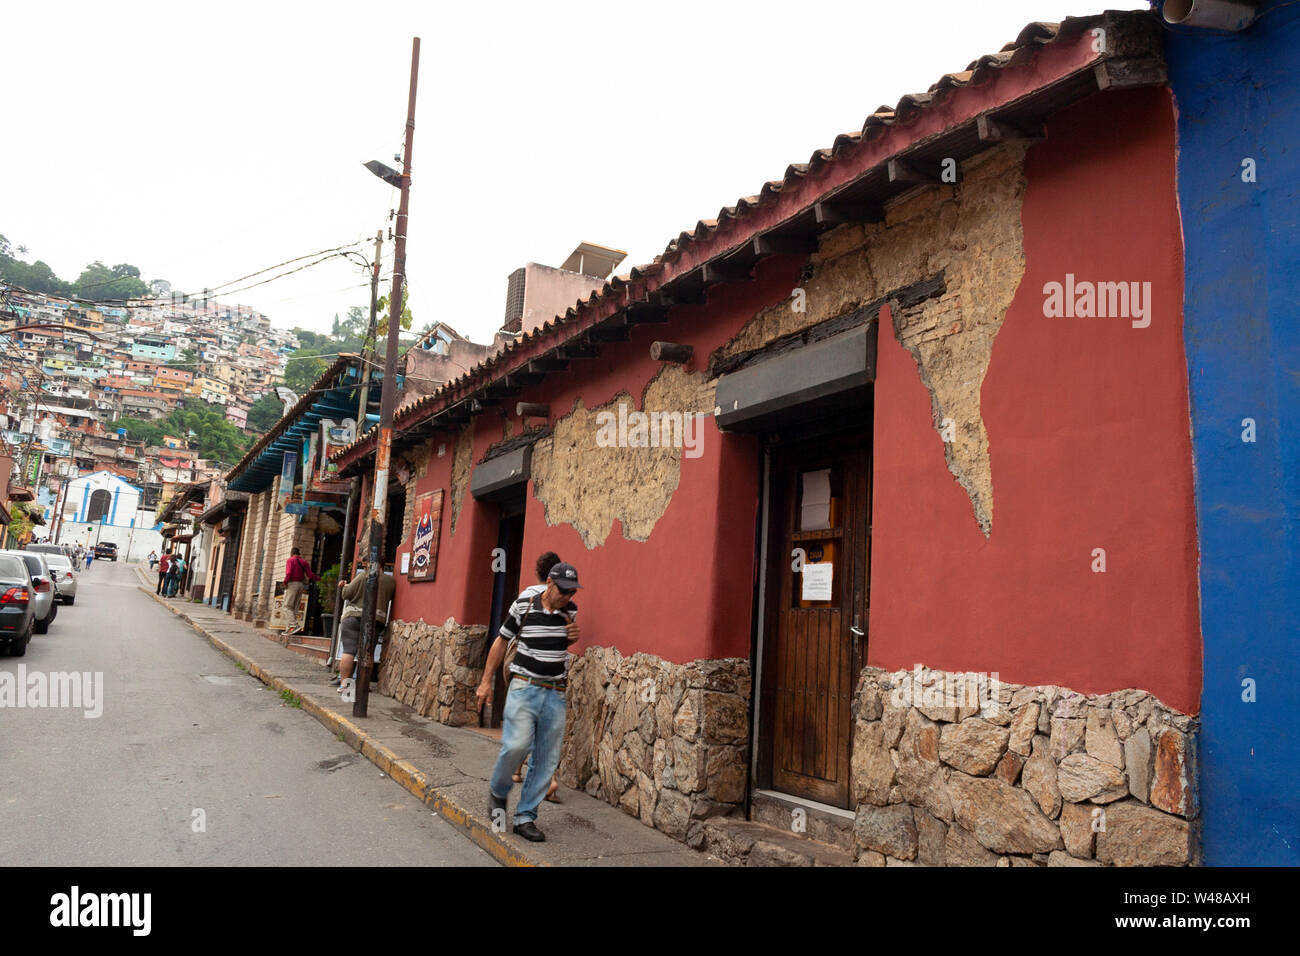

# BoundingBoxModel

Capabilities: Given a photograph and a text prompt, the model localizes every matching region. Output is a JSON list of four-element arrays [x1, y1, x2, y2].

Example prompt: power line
[[0, 236, 366, 307], [202, 239, 367, 294]]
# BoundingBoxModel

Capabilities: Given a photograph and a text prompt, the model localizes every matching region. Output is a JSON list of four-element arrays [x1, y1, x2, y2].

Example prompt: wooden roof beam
[[813, 201, 884, 228]]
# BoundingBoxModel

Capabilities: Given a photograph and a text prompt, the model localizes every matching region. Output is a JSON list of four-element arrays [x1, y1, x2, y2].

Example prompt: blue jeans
[[489, 679, 567, 825]]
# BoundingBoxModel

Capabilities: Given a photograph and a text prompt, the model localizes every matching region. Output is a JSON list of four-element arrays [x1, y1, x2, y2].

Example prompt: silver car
[[2, 550, 57, 634], [39, 552, 78, 605]]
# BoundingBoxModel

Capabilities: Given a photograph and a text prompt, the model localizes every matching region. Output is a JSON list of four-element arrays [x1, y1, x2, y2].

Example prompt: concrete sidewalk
[[134, 569, 719, 867]]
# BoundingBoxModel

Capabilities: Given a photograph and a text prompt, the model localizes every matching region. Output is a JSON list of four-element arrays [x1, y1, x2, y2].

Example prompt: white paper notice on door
[[801, 562, 833, 602]]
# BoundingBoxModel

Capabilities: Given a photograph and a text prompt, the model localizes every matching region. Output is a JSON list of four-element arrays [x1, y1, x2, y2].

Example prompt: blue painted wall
[[1163, 0, 1300, 865]]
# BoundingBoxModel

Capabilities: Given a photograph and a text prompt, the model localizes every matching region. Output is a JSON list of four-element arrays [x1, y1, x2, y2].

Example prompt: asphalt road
[[0, 560, 495, 867]]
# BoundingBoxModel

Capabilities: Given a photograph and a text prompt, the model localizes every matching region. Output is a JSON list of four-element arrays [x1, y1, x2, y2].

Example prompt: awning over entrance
[[471, 445, 532, 502], [198, 491, 248, 526], [715, 322, 877, 432]]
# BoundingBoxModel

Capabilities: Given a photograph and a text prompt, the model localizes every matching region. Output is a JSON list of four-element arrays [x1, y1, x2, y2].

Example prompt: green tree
[[375, 289, 413, 340], [118, 417, 165, 447], [119, 400, 254, 464], [291, 327, 330, 351], [342, 305, 367, 340], [71, 261, 149, 301], [283, 354, 327, 394], [246, 393, 284, 431], [0, 244, 71, 295]]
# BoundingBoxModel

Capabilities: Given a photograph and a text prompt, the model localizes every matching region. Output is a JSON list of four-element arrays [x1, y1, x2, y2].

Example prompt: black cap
[[548, 562, 581, 590]]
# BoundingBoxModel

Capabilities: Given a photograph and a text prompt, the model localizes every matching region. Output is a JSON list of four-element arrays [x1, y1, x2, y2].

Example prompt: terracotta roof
[[332, 10, 1157, 468]]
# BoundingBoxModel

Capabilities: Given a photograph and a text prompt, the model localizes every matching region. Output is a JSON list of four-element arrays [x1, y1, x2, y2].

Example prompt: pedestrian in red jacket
[[282, 548, 318, 636]]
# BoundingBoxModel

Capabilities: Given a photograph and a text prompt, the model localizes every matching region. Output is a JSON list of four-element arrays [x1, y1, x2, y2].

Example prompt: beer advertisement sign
[[408, 489, 443, 583]]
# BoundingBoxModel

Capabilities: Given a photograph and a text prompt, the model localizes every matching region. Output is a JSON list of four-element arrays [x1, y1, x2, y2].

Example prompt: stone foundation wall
[[377, 617, 488, 726], [557, 646, 751, 842], [851, 666, 1198, 866]]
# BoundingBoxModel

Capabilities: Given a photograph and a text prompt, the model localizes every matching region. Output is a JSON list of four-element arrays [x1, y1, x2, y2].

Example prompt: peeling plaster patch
[[531, 365, 716, 548], [401, 445, 428, 543], [715, 142, 1030, 536], [450, 424, 473, 535]]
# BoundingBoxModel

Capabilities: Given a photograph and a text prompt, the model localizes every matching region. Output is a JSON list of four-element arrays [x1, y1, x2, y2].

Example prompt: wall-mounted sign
[[408, 489, 443, 583], [311, 418, 352, 495], [278, 451, 296, 504], [301, 433, 316, 505]]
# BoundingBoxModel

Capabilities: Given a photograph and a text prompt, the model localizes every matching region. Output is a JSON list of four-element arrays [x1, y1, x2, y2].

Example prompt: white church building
[[52, 470, 162, 561]]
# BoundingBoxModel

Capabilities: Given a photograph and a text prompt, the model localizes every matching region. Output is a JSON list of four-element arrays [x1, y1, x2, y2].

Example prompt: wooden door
[[761, 432, 870, 808]]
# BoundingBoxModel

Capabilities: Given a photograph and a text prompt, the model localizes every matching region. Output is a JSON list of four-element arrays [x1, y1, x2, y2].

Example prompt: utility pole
[[355, 36, 419, 718], [355, 230, 383, 427]]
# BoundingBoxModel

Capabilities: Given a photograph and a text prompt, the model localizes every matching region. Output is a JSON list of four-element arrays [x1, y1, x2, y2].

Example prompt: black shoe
[[489, 792, 507, 821], [513, 821, 545, 842]]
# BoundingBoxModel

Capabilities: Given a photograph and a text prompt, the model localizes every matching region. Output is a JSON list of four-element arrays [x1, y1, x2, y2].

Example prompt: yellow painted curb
[[138, 585, 541, 868]]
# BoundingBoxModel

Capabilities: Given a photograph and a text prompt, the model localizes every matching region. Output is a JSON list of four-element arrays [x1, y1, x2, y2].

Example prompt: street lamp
[[363, 160, 403, 189], [351, 37, 419, 718]]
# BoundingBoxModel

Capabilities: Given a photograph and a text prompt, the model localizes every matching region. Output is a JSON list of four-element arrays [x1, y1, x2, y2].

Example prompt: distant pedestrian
[[281, 547, 318, 636], [148, 550, 158, 570], [478, 561, 582, 842], [167, 554, 185, 598], [85, 549, 93, 571], [156, 551, 171, 594]]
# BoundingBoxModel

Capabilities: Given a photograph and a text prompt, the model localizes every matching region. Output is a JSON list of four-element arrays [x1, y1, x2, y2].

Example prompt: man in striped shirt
[[478, 561, 582, 842]]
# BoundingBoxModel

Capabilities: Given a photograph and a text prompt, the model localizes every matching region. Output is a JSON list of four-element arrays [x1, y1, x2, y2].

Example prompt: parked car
[[39, 552, 78, 605], [1, 550, 57, 634], [0, 553, 35, 657], [93, 542, 118, 561]]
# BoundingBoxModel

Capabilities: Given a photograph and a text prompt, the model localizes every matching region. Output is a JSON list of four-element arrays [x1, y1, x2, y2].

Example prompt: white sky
[[0, 0, 1145, 344]]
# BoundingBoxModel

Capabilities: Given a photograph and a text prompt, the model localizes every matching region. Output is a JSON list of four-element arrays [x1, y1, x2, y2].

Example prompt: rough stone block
[[939, 717, 1009, 776], [855, 803, 918, 860], [994, 751, 1025, 786], [1059, 801, 1099, 859], [1057, 753, 1128, 804], [1124, 727, 1152, 804], [851, 719, 896, 806], [1094, 801, 1192, 867], [704, 745, 747, 803], [1008, 702, 1039, 756], [945, 823, 1000, 867], [1149, 727, 1194, 818], [1085, 708, 1125, 768], [1050, 717, 1085, 760], [914, 807, 948, 866], [1021, 738, 1062, 819], [947, 772, 1062, 854]]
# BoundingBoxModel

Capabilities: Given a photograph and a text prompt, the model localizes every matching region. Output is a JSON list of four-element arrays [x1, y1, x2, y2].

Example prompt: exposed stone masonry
[[531, 365, 716, 548], [714, 142, 1032, 536], [556, 646, 751, 842], [378, 617, 488, 726], [850, 666, 1198, 866]]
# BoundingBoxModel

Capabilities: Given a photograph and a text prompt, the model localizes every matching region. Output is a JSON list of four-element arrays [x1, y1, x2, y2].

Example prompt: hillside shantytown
[[2, 1, 1296, 879]]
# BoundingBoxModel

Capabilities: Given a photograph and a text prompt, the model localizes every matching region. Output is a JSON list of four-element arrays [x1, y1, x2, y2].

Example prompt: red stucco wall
[[867, 88, 1201, 714], [388, 257, 802, 662]]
